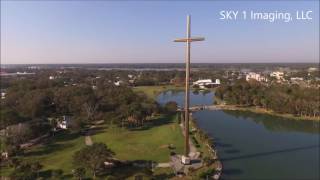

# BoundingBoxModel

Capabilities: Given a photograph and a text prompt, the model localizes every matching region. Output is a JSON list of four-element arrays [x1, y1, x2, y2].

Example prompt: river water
[[157, 90, 320, 180]]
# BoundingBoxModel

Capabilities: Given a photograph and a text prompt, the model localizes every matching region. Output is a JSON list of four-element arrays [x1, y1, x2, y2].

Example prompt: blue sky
[[1, 1, 319, 64]]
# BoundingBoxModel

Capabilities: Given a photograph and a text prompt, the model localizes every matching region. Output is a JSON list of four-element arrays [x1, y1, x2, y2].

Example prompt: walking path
[[156, 162, 171, 168], [84, 120, 104, 146], [85, 135, 93, 146]]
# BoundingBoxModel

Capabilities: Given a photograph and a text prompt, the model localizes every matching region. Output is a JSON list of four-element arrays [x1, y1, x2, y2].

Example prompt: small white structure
[[57, 116, 70, 129], [181, 155, 191, 165], [193, 79, 220, 89], [128, 74, 134, 79], [290, 77, 303, 81], [1, 92, 6, 99], [246, 72, 267, 82], [49, 76, 55, 80], [308, 67, 318, 72], [270, 71, 284, 80], [1, 152, 8, 159], [114, 80, 123, 86]]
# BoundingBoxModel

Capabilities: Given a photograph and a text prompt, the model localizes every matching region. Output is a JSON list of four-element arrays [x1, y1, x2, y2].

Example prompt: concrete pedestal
[[181, 155, 191, 165]]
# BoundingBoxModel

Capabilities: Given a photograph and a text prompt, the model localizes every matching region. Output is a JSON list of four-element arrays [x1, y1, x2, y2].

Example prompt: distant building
[[290, 77, 303, 81], [308, 67, 318, 72], [246, 72, 267, 82], [128, 74, 134, 79], [16, 72, 35, 75], [49, 76, 55, 80], [114, 80, 123, 86], [193, 79, 220, 89], [270, 71, 284, 80], [1, 92, 6, 99], [128, 79, 135, 84]]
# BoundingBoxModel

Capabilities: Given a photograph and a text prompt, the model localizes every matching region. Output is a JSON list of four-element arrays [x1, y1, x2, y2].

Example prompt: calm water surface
[[157, 91, 320, 180]]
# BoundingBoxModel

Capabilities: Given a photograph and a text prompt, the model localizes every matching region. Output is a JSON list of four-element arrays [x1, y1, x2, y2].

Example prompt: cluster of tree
[[73, 143, 114, 179], [0, 74, 160, 165], [215, 80, 320, 117], [7, 159, 43, 179]]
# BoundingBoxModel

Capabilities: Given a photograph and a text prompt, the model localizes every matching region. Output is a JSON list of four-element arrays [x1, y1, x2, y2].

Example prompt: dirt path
[[85, 135, 93, 146]]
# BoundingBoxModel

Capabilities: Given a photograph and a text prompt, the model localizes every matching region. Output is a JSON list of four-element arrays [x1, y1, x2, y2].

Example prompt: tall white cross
[[174, 15, 205, 157]]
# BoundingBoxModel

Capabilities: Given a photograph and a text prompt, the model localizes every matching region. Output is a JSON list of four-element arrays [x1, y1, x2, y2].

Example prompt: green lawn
[[0, 131, 86, 177], [1, 115, 183, 178], [92, 114, 184, 163]]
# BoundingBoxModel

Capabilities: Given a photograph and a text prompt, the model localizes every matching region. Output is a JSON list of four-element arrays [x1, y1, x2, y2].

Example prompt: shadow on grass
[[39, 169, 75, 180], [98, 160, 175, 179], [24, 143, 73, 157], [51, 131, 81, 143], [24, 131, 80, 157], [88, 126, 106, 136], [128, 115, 175, 131]]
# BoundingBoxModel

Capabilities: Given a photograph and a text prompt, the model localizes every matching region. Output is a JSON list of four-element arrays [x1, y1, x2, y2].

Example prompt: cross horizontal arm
[[174, 37, 205, 42]]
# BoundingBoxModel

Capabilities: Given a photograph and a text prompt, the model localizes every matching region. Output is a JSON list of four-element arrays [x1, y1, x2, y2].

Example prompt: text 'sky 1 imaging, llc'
[[219, 10, 313, 23]]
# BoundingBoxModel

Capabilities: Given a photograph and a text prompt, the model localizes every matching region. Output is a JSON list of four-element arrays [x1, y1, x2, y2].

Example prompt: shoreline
[[213, 104, 320, 121], [189, 114, 223, 179]]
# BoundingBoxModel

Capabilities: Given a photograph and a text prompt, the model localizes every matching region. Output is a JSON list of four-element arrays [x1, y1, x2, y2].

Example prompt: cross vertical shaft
[[184, 15, 191, 156], [174, 15, 204, 158]]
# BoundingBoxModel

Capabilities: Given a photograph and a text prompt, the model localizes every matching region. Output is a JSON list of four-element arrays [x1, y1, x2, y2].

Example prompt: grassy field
[[0, 131, 86, 178], [1, 85, 185, 178], [133, 85, 184, 99], [92, 114, 184, 163], [0, 115, 184, 178]]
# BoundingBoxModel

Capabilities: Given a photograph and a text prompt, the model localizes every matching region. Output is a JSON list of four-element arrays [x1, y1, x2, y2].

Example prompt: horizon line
[[1, 62, 318, 65]]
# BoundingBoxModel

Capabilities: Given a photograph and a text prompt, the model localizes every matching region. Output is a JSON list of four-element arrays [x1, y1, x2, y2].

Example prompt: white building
[[128, 74, 134, 79], [290, 77, 303, 81], [270, 71, 284, 80], [308, 67, 318, 72], [57, 116, 70, 129], [246, 72, 267, 82], [193, 79, 220, 89], [114, 80, 123, 86], [49, 76, 55, 80], [1, 92, 6, 99]]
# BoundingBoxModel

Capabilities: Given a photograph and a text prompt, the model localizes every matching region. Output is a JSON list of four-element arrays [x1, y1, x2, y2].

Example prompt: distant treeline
[[2, 63, 317, 70], [215, 80, 320, 118]]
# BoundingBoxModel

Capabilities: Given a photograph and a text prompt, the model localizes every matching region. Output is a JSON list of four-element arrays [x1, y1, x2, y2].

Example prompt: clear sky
[[1, 1, 319, 64]]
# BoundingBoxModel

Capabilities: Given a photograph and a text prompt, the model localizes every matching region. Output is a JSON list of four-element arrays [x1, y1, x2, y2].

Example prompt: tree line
[[215, 79, 320, 118]]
